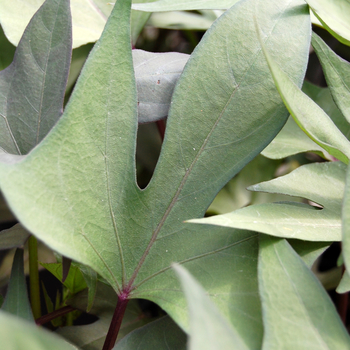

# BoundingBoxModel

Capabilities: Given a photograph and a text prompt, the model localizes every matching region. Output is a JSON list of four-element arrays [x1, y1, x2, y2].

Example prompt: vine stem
[[35, 305, 75, 326], [28, 235, 41, 319], [102, 291, 130, 350]]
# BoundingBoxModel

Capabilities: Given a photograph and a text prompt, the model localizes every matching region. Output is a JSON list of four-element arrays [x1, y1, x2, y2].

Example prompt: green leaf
[[191, 162, 346, 241], [336, 270, 350, 294], [173, 264, 248, 350], [305, 0, 350, 46], [259, 236, 350, 349], [114, 316, 187, 350], [1, 249, 34, 322], [0, 0, 112, 49], [133, 50, 189, 123], [261, 37, 350, 164], [0, 310, 77, 349], [0, 223, 30, 250], [0, 0, 310, 347], [132, 0, 239, 12], [312, 32, 350, 124], [148, 11, 217, 31], [40, 262, 87, 295], [289, 240, 330, 268], [342, 163, 350, 280], [78, 264, 98, 312], [0, 0, 72, 154]]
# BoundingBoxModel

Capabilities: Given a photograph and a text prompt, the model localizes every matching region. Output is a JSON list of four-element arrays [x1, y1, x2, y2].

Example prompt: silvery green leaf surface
[[336, 271, 350, 294], [1, 249, 34, 322], [306, 0, 350, 46], [191, 162, 346, 241], [259, 236, 350, 349], [174, 264, 249, 350], [133, 50, 189, 123], [113, 316, 187, 350], [0, 310, 77, 349], [312, 32, 350, 124], [132, 0, 239, 11], [342, 164, 350, 282], [0, 0, 71, 154], [0, 0, 310, 348]]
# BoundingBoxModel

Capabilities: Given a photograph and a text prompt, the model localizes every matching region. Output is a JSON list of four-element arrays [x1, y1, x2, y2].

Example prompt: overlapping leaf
[[191, 162, 346, 241], [312, 33, 350, 123], [0, 0, 310, 347], [259, 236, 350, 349], [306, 0, 350, 46], [0, 0, 72, 154]]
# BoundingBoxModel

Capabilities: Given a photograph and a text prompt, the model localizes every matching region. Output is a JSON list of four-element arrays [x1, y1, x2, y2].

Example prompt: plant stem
[[35, 305, 75, 326], [102, 291, 130, 350], [156, 120, 165, 141], [28, 235, 41, 319]]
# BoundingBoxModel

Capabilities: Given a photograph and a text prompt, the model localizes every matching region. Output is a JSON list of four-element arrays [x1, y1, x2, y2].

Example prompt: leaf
[[148, 11, 217, 31], [259, 235, 350, 349], [133, 50, 189, 123], [0, 310, 78, 349], [305, 0, 350, 46], [40, 262, 87, 294], [132, 0, 240, 12], [260, 36, 350, 164], [336, 270, 350, 294], [289, 240, 330, 268], [0, 223, 30, 250], [342, 163, 350, 280], [0, 0, 112, 49], [312, 32, 350, 124], [114, 316, 187, 350], [191, 162, 346, 241], [0, 0, 310, 347], [173, 264, 248, 350], [58, 283, 151, 349], [263, 81, 350, 159], [0, 0, 72, 154], [1, 249, 34, 322]]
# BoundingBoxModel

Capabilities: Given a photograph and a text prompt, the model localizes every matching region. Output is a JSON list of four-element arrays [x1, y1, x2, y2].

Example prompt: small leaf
[[114, 316, 187, 350], [305, 0, 350, 46], [0, 310, 77, 349], [259, 236, 350, 349], [336, 271, 350, 294], [133, 50, 189, 123], [173, 264, 249, 350], [0, 223, 30, 250], [40, 262, 87, 295], [342, 163, 350, 280], [261, 37, 350, 164], [0, 0, 72, 154], [1, 249, 34, 322], [312, 32, 350, 124], [191, 162, 346, 241]]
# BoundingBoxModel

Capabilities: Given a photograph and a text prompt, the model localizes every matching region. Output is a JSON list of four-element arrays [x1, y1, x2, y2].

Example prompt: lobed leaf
[[191, 162, 346, 241], [0, 0, 310, 347], [259, 236, 350, 349]]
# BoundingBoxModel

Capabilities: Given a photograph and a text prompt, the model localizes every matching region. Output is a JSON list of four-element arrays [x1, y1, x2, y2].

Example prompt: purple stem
[[102, 290, 130, 350]]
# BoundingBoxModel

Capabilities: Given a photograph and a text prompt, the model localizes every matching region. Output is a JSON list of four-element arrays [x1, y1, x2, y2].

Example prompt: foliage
[[0, 0, 350, 349]]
